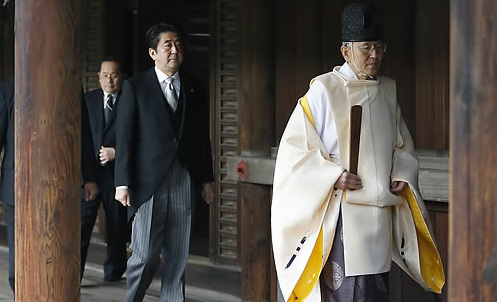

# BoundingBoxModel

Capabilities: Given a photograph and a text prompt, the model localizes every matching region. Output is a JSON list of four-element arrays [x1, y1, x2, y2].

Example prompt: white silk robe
[[271, 65, 445, 301]]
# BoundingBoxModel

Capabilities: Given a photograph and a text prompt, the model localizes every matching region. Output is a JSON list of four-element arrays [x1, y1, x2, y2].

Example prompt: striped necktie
[[104, 94, 114, 126], [164, 77, 178, 112]]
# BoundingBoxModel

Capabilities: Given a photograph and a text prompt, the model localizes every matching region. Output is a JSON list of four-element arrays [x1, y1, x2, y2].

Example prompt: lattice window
[[81, 0, 104, 92], [212, 0, 239, 265]]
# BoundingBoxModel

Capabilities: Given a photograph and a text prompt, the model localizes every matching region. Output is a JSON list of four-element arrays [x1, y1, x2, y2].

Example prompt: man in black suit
[[81, 59, 128, 282], [0, 78, 98, 292], [0, 78, 15, 292], [115, 22, 214, 301]]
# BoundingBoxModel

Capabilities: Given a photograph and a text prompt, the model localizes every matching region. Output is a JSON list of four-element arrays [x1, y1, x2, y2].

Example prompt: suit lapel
[[176, 76, 188, 140]]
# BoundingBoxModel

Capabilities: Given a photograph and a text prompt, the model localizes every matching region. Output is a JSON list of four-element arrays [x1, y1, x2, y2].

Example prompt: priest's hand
[[390, 181, 407, 195], [334, 171, 362, 191]]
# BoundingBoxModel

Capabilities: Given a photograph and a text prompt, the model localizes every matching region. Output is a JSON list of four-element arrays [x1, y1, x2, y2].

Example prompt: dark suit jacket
[[115, 68, 214, 218], [84, 88, 120, 190], [0, 79, 14, 206]]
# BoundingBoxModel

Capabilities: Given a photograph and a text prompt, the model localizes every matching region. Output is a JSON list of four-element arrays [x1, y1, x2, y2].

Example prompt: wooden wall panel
[[415, 0, 449, 150], [102, 0, 132, 75], [293, 0, 322, 95], [380, 0, 417, 139], [240, 183, 272, 301], [321, 1, 346, 72], [238, 0, 275, 299], [275, 0, 346, 140], [81, 0, 104, 92], [274, 0, 297, 140]]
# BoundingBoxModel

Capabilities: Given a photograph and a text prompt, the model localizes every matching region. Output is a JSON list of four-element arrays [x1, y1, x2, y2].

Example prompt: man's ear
[[340, 45, 351, 62], [148, 48, 156, 60]]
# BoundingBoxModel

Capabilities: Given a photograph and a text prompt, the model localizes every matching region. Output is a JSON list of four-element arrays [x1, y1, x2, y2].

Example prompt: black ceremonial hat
[[341, 2, 382, 42]]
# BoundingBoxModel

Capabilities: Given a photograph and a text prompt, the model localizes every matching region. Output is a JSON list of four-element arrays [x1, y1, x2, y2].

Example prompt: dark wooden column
[[450, 0, 497, 300], [238, 0, 275, 300], [15, 0, 82, 300]]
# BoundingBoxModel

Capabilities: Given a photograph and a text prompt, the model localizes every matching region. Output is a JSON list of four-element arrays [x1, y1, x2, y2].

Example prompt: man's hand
[[115, 187, 131, 206], [201, 182, 214, 204], [99, 146, 115, 166], [390, 181, 407, 195], [84, 182, 99, 201], [334, 171, 362, 191]]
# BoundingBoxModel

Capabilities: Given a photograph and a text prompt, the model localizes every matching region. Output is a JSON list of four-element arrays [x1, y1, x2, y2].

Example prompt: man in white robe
[[271, 2, 445, 301]]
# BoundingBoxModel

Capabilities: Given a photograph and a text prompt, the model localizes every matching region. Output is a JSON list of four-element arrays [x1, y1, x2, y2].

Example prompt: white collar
[[333, 62, 380, 87], [337, 62, 358, 79], [103, 92, 117, 103], [154, 66, 179, 84]]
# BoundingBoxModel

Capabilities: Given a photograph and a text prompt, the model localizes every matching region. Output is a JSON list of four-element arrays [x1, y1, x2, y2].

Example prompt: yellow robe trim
[[289, 227, 324, 301], [299, 95, 315, 127], [402, 188, 445, 293]]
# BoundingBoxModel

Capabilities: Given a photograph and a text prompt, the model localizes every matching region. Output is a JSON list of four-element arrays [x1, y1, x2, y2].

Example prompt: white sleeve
[[306, 81, 340, 156]]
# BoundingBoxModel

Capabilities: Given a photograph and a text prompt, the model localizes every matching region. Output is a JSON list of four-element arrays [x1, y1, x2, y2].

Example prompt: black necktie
[[104, 94, 114, 126]]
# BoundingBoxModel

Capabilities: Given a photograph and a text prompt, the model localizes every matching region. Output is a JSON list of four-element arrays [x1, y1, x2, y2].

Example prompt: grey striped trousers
[[125, 159, 193, 302]]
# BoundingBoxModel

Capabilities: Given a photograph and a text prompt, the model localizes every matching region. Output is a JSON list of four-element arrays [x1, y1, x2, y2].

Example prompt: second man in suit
[[81, 59, 128, 282]]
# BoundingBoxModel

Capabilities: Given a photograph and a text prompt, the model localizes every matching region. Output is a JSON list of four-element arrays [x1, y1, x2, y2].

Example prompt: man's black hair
[[146, 22, 184, 50], [100, 57, 123, 73]]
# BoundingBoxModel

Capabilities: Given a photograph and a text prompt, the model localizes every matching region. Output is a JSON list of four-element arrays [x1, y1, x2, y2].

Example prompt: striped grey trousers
[[125, 159, 193, 302]]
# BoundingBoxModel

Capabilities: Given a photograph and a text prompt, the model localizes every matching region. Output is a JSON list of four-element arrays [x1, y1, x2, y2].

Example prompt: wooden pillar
[[450, 0, 497, 300], [15, 0, 82, 301], [239, 0, 275, 300]]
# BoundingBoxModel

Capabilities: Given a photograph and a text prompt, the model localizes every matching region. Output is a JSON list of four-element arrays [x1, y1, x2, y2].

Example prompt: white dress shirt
[[154, 66, 181, 101], [103, 92, 117, 109]]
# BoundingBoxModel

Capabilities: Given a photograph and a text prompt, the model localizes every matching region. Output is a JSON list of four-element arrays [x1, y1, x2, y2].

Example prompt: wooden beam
[[238, 0, 275, 299], [450, 0, 497, 300], [226, 156, 275, 185], [226, 153, 449, 202], [15, 0, 82, 300]]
